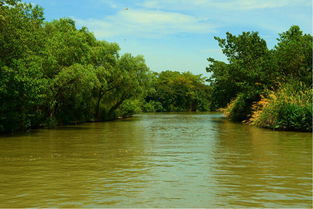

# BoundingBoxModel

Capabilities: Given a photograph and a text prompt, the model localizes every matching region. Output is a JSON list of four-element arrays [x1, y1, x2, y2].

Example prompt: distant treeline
[[207, 26, 312, 132], [143, 71, 210, 112]]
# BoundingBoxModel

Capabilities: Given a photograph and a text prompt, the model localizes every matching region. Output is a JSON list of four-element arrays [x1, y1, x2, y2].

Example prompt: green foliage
[[0, 0, 153, 133], [97, 54, 153, 119], [2, 0, 311, 133], [275, 104, 312, 132], [207, 26, 312, 131], [144, 71, 211, 112], [207, 31, 275, 110], [274, 25, 312, 85], [42, 19, 97, 77], [224, 92, 260, 122], [0, 62, 47, 132], [49, 64, 98, 124], [142, 101, 164, 112], [0, 0, 45, 67], [249, 82, 312, 132], [206, 59, 239, 109], [116, 99, 142, 118], [0, 0, 47, 132]]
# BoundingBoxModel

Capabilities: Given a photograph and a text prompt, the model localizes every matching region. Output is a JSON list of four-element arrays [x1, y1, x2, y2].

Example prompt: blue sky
[[26, 0, 312, 75]]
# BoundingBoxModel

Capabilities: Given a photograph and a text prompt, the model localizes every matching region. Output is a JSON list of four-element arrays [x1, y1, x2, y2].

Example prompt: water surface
[[0, 113, 311, 208]]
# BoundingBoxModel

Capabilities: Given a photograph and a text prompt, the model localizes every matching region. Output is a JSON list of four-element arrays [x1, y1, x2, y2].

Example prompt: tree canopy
[[143, 71, 211, 112], [0, 0, 153, 132], [207, 26, 312, 111], [207, 25, 312, 131]]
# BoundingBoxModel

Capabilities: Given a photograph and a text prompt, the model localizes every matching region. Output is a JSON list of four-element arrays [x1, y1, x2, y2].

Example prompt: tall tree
[[274, 25, 312, 85], [0, 0, 47, 132]]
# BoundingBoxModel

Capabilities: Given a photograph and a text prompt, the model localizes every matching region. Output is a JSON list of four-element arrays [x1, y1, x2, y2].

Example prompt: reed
[[248, 82, 312, 132]]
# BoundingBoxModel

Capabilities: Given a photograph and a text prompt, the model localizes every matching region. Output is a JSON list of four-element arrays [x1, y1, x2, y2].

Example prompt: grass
[[248, 82, 312, 132]]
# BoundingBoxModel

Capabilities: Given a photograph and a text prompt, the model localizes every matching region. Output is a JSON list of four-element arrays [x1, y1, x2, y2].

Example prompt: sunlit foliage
[[207, 26, 312, 131], [144, 71, 211, 112], [0, 0, 152, 132]]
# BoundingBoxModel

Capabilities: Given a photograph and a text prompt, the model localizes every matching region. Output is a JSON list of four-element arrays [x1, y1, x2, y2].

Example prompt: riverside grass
[[223, 82, 312, 132], [248, 82, 312, 132]]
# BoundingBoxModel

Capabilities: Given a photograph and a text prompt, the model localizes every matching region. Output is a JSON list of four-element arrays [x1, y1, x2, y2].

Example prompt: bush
[[142, 101, 164, 112], [116, 100, 142, 118], [248, 82, 312, 132], [224, 92, 260, 122]]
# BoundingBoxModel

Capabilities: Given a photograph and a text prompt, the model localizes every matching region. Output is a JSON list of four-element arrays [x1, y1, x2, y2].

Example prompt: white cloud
[[75, 9, 215, 38], [98, 0, 119, 9], [142, 0, 311, 11], [138, 0, 312, 34]]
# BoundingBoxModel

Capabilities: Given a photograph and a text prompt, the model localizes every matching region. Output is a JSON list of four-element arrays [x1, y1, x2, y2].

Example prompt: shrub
[[142, 101, 164, 112], [116, 99, 142, 118], [224, 92, 260, 122], [249, 82, 312, 132]]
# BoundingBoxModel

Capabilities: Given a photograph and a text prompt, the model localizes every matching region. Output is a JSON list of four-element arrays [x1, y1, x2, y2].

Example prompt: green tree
[[145, 71, 211, 112], [207, 25, 312, 127], [104, 54, 152, 119], [0, 0, 154, 132], [90, 40, 120, 119], [274, 25, 312, 85], [206, 31, 274, 113], [42, 18, 96, 77], [49, 64, 98, 124], [0, 0, 47, 132]]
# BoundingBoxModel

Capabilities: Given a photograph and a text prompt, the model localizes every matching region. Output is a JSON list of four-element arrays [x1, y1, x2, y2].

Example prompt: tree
[[0, 0, 47, 132], [206, 25, 312, 125], [90, 40, 120, 119], [0, 0, 45, 67], [42, 19, 96, 77], [145, 71, 211, 112], [104, 54, 152, 118], [274, 25, 312, 85], [49, 64, 98, 124], [206, 31, 273, 110], [0, 0, 154, 132]]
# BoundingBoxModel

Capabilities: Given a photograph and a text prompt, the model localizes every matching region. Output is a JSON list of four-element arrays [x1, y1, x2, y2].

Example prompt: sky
[[26, 0, 312, 75]]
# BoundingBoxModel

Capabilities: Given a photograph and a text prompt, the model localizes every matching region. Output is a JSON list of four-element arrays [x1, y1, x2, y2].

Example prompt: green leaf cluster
[[207, 26, 312, 131], [0, 1, 152, 133], [144, 71, 211, 112]]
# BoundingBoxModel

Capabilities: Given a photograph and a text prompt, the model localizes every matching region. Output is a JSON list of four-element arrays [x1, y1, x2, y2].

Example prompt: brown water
[[0, 113, 312, 208]]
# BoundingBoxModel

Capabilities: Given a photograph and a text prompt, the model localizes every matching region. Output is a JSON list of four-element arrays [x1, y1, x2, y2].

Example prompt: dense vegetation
[[1, 0, 311, 133], [0, 0, 154, 133], [207, 26, 312, 131], [143, 71, 211, 112], [0, 0, 211, 133]]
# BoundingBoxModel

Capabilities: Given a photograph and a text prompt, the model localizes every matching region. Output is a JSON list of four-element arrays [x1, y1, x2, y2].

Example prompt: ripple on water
[[0, 113, 311, 208]]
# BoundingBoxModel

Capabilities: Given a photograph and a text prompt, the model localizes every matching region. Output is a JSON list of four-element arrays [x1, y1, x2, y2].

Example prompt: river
[[0, 113, 311, 208]]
